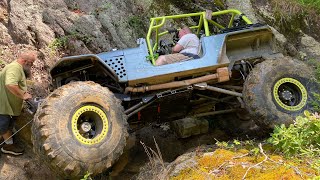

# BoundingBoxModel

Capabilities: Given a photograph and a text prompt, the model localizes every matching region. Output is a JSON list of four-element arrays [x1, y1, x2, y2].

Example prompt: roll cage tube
[[146, 9, 252, 65]]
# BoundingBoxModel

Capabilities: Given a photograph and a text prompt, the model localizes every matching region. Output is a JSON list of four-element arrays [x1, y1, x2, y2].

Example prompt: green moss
[[171, 148, 318, 179]]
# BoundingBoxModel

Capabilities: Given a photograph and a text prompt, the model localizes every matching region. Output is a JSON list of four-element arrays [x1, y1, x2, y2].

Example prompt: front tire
[[243, 57, 318, 129], [32, 81, 128, 178]]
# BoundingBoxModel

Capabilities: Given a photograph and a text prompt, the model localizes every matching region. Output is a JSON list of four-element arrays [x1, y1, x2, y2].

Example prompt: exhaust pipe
[[125, 67, 230, 93]]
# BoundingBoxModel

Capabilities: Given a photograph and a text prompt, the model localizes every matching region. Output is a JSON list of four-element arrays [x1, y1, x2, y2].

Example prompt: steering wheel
[[155, 28, 179, 55], [156, 39, 172, 55], [168, 28, 179, 44]]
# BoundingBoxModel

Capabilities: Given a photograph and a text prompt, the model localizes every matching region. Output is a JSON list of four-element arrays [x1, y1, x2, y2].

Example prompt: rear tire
[[243, 57, 318, 129], [32, 81, 128, 178]]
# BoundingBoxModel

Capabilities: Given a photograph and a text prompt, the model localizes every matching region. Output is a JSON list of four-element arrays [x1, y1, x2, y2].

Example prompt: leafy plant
[[49, 36, 69, 51], [146, 53, 159, 62], [128, 15, 145, 37], [233, 139, 240, 145], [268, 111, 320, 157], [91, 2, 112, 16], [295, 0, 320, 12], [70, 31, 93, 44], [49, 31, 93, 52], [215, 139, 236, 149], [128, 16, 142, 29], [80, 171, 92, 180], [311, 92, 320, 112], [306, 58, 320, 111], [311, 159, 320, 174]]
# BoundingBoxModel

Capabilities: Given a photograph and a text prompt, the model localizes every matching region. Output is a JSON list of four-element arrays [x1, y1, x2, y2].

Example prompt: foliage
[[268, 111, 320, 157], [48, 36, 69, 51], [311, 93, 320, 112], [295, 0, 320, 12], [70, 30, 93, 44], [306, 58, 320, 111], [146, 53, 159, 62], [307, 58, 320, 82], [48, 31, 93, 52], [92, 2, 112, 16], [128, 16, 142, 29], [128, 15, 145, 37], [80, 171, 92, 180]]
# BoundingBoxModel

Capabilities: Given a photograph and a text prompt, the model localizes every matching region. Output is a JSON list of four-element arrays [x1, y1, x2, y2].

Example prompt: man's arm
[[172, 44, 184, 53], [5, 66, 32, 100], [5, 85, 31, 100]]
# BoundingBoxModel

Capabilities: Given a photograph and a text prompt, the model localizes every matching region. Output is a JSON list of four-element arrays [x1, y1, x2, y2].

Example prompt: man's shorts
[[161, 53, 192, 65], [0, 115, 15, 135]]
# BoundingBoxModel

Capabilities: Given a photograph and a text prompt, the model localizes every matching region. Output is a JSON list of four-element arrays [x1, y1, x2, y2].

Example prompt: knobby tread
[[32, 81, 128, 178], [243, 57, 317, 129]]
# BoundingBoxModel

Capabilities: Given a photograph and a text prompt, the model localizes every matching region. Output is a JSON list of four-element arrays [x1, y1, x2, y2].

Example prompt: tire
[[31, 81, 128, 178], [243, 57, 318, 129]]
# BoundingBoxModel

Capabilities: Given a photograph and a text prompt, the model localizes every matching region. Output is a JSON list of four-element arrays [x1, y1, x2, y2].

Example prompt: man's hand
[[23, 92, 32, 100], [172, 43, 184, 53]]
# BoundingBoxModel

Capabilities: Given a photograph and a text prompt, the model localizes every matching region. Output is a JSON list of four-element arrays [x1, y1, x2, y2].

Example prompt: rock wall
[[251, 0, 320, 60], [1, 0, 222, 151]]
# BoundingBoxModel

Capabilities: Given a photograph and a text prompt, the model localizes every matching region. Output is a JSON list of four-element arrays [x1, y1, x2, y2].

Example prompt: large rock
[[226, 0, 258, 23], [8, 0, 55, 48], [170, 117, 209, 138], [300, 33, 320, 58]]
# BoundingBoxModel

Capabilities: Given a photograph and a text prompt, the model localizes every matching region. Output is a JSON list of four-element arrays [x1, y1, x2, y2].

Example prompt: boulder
[[170, 117, 209, 138]]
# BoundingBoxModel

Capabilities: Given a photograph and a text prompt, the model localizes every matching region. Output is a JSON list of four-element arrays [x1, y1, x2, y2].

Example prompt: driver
[[155, 26, 200, 66]]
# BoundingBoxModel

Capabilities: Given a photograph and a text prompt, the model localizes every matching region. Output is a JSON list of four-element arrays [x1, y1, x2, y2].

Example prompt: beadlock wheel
[[72, 105, 109, 145], [273, 78, 308, 111]]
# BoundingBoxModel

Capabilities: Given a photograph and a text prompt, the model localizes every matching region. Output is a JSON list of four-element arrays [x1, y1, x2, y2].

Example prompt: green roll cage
[[146, 9, 252, 65]]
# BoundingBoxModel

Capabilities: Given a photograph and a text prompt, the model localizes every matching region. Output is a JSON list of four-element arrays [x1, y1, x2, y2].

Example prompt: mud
[[0, 140, 55, 180]]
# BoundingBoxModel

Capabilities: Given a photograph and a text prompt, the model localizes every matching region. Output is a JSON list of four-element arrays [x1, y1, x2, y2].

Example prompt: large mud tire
[[243, 57, 318, 129], [31, 81, 128, 178]]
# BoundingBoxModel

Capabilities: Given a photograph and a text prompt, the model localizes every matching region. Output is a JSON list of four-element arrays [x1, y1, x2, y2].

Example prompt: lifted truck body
[[50, 9, 274, 88]]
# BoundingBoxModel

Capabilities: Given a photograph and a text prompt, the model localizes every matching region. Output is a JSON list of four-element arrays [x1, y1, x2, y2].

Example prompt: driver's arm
[[172, 43, 183, 53]]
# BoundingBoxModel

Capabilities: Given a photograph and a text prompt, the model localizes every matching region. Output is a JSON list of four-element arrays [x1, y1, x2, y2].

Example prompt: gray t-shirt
[[177, 34, 200, 55]]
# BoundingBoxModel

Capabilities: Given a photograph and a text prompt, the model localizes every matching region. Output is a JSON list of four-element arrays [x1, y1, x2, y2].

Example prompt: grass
[[295, 0, 320, 11], [273, 0, 320, 15]]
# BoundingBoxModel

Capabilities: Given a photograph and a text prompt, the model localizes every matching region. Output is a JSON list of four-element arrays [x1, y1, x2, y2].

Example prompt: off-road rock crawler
[[31, 9, 318, 178]]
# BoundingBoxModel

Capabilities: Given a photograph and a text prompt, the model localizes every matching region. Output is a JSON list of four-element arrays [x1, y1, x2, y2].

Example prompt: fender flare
[[50, 54, 118, 83]]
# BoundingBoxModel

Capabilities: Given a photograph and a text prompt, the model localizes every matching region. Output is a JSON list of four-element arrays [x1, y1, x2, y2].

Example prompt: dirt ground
[[0, 139, 55, 180], [0, 121, 234, 179]]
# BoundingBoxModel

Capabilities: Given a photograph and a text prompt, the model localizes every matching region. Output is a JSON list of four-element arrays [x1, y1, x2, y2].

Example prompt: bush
[[268, 111, 320, 157]]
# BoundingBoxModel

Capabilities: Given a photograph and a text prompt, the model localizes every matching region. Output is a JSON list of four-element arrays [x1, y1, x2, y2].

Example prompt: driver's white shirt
[[178, 34, 200, 55]]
